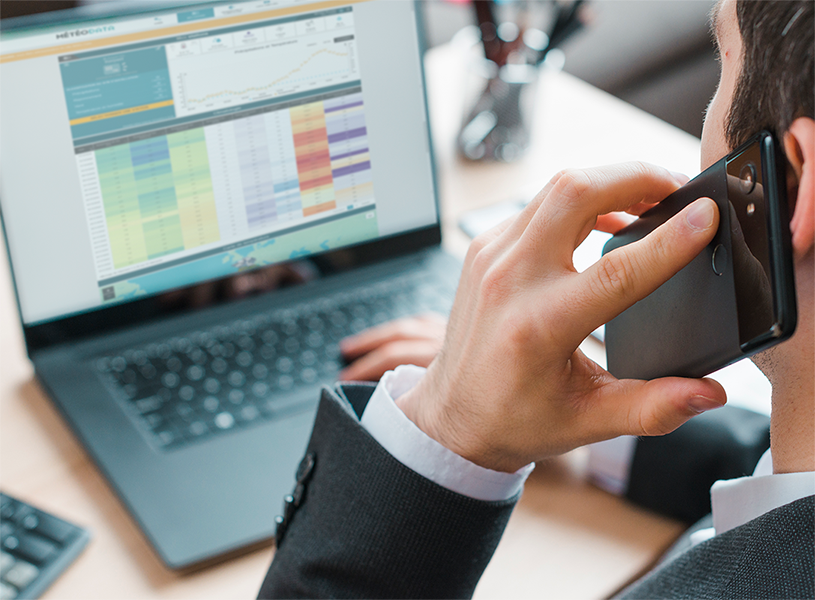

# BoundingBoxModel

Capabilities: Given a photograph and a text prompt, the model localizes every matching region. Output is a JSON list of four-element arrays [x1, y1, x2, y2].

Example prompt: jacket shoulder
[[621, 495, 814, 599]]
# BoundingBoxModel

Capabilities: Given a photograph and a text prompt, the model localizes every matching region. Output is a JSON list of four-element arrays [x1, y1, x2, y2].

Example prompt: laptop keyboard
[[94, 274, 454, 451], [1, 492, 90, 599]]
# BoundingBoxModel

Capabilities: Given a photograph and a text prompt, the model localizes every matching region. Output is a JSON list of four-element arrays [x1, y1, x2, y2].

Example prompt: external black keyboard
[[0, 493, 90, 599], [95, 274, 454, 450]]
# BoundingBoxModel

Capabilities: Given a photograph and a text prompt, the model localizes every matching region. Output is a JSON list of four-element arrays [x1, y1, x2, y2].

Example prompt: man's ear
[[783, 117, 815, 259]]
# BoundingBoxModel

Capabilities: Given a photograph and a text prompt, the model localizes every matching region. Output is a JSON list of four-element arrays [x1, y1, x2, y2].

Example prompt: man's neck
[[771, 387, 814, 474], [767, 256, 814, 475]]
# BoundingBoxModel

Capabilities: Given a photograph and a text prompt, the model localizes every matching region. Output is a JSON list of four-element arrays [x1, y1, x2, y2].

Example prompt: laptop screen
[[1, 0, 438, 327]]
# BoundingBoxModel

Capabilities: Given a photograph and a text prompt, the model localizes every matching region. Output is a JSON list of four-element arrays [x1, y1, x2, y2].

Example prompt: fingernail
[[688, 396, 724, 413], [686, 199, 715, 231]]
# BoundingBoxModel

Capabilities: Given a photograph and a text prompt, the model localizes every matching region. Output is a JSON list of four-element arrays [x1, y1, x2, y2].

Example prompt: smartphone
[[603, 130, 796, 380]]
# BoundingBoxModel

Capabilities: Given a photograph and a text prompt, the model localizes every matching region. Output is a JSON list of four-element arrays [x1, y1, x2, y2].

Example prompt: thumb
[[595, 376, 727, 438]]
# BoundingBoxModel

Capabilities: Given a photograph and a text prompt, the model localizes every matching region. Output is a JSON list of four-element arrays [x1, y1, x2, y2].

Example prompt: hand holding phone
[[603, 131, 796, 380]]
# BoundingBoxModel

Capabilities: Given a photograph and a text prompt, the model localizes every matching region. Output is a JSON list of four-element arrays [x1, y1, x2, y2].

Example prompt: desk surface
[[0, 42, 740, 599]]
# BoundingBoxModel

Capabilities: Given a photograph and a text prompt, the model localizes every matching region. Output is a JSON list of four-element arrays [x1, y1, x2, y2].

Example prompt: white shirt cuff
[[359, 365, 534, 502]]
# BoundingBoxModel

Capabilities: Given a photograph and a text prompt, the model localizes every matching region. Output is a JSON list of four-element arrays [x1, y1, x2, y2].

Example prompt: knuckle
[[394, 320, 413, 337], [648, 228, 671, 262], [380, 345, 399, 362], [549, 169, 567, 186], [630, 160, 654, 178], [465, 238, 489, 273], [552, 169, 591, 204], [480, 263, 511, 302], [468, 231, 491, 255], [503, 312, 535, 349], [594, 250, 637, 300], [470, 243, 494, 278], [637, 406, 676, 437]]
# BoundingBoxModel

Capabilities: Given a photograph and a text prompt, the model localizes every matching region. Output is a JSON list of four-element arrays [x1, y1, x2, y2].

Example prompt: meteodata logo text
[[56, 25, 115, 40]]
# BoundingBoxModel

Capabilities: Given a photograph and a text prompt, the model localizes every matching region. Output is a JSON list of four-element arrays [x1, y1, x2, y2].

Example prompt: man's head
[[701, 0, 813, 471], [702, 0, 813, 170]]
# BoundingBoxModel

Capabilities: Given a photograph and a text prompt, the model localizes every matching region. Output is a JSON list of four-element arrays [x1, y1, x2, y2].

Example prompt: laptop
[[0, 0, 460, 570]]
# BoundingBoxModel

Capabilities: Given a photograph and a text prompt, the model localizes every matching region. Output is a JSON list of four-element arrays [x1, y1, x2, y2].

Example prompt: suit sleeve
[[258, 383, 519, 599]]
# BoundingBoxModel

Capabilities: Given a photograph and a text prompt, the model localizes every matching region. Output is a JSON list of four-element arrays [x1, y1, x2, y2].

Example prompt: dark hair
[[726, 0, 814, 149]]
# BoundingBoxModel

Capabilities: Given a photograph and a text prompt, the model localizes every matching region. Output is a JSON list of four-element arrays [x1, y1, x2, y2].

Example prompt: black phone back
[[602, 158, 741, 380]]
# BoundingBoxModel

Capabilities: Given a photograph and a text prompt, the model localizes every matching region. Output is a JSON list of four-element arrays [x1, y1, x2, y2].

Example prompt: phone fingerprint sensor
[[712, 244, 727, 276]]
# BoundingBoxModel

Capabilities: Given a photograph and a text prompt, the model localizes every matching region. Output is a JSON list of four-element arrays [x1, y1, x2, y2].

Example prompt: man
[[259, 0, 814, 597]]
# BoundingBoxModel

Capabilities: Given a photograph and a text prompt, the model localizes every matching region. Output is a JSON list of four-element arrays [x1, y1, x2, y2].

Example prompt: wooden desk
[[1, 43, 710, 599]]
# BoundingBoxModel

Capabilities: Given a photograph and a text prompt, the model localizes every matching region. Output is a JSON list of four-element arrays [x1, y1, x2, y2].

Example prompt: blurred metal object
[[458, 64, 536, 162], [457, 0, 588, 163]]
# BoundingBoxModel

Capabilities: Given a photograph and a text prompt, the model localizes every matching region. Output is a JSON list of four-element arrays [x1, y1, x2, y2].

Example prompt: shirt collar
[[711, 449, 815, 535]]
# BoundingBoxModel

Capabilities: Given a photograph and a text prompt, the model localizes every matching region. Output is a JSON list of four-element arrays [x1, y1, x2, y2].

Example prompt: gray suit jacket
[[259, 383, 814, 599]]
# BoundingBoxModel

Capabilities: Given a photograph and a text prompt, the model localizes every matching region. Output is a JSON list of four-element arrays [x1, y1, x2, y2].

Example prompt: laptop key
[[252, 364, 269, 379], [4, 534, 56, 565], [161, 372, 180, 389], [28, 513, 76, 545], [300, 368, 318, 384], [188, 421, 208, 437], [276, 357, 293, 373], [211, 358, 228, 374], [178, 386, 195, 402], [213, 412, 235, 430], [239, 405, 260, 422], [3, 560, 38, 590], [1, 499, 15, 521], [185, 365, 205, 381], [135, 396, 162, 414], [0, 581, 15, 600], [227, 371, 245, 387], [202, 397, 220, 413], [251, 382, 270, 399], [139, 364, 157, 379], [235, 351, 253, 368], [0, 552, 13, 576]]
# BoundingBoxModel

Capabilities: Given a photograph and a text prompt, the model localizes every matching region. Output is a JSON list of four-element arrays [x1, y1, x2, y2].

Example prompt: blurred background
[[1, 0, 719, 138]]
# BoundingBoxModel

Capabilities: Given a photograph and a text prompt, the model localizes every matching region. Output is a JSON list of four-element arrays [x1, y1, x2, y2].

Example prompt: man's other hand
[[339, 314, 447, 381], [396, 162, 728, 473]]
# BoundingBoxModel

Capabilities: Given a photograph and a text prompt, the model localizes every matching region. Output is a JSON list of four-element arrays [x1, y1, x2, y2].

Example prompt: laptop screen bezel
[[0, 0, 443, 355]]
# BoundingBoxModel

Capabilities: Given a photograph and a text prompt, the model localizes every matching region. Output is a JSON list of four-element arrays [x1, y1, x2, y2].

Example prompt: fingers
[[339, 315, 446, 381], [595, 213, 635, 234], [340, 314, 446, 359], [624, 201, 661, 217], [570, 197, 719, 341], [593, 375, 727, 439], [520, 163, 684, 263], [338, 340, 441, 382]]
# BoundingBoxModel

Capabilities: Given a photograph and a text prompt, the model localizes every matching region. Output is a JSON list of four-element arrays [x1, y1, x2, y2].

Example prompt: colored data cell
[[96, 131, 220, 269], [290, 100, 336, 216], [323, 92, 371, 208], [168, 128, 220, 249]]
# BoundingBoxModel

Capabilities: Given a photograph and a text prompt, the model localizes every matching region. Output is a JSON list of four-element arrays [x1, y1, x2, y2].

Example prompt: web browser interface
[[1, 0, 437, 325]]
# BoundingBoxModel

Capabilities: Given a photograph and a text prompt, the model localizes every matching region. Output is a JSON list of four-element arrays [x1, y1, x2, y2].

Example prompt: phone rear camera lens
[[739, 163, 756, 194]]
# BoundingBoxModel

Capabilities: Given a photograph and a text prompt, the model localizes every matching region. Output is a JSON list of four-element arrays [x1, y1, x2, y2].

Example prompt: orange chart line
[[186, 48, 350, 104]]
